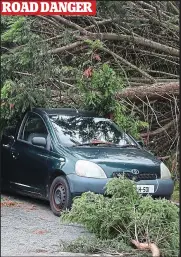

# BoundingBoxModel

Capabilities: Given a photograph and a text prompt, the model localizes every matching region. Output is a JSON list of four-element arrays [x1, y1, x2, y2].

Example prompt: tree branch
[[93, 33, 179, 57], [84, 18, 119, 30], [168, 1, 179, 15], [138, 1, 173, 20], [132, 2, 179, 33], [37, 15, 61, 29], [132, 240, 160, 257], [50, 16, 179, 57], [141, 118, 177, 137], [146, 70, 179, 78], [51, 15, 88, 34], [47, 41, 84, 54], [100, 46, 156, 83]]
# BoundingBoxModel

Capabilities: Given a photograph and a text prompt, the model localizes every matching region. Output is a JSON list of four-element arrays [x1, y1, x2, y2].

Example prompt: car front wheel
[[49, 176, 72, 216]]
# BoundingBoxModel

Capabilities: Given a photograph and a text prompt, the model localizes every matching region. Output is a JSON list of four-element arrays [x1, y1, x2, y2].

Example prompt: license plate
[[137, 185, 154, 194]]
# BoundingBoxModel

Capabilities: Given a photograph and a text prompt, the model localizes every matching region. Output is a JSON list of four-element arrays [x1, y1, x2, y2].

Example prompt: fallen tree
[[1, 1, 179, 175], [116, 82, 179, 101], [61, 178, 179, 257]]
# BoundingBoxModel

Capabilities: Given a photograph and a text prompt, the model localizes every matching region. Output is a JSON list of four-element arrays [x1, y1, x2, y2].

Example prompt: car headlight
[[160, 162, 171, 179], [75, 160, 107, 179]]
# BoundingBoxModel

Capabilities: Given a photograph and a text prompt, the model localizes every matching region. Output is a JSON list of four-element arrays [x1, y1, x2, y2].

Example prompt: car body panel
[[9, 140, 50, 196], [66, 174, 174, 197], [68, 147, 158, 164]]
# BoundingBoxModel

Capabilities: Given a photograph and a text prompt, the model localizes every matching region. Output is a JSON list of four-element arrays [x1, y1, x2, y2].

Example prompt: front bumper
[[67, 174, 174, 198]]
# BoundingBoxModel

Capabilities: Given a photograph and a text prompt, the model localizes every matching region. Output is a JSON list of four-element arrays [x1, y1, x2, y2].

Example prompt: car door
[[10, 112, 51, 198], [1, 126, 16, 184]]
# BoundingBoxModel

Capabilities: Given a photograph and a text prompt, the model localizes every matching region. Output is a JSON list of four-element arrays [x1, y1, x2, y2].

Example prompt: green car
[[1, 108, 174, 216]]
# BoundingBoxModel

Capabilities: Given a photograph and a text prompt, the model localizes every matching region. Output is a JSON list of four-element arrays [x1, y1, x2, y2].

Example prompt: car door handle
[[60, 157, 65, 162], [2, 144, 11, 149], [11, 151, 19, 160]]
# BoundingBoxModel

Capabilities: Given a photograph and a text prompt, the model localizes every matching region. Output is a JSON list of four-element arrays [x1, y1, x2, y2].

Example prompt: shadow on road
[[1, 190, 50, 209]]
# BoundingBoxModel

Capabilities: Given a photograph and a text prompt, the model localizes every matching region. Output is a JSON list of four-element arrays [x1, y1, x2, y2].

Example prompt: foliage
[[1, 17, 54, 134], [79, 63, 148, 138], [62, 178, 179, 256], [1, 2, 179, 158], [1, 16, 26, 43], [61, 236, 144, 256], [79, 63, 123, 114], [172, 181, 179, 202], [1, 80, 50, 133], [84, 39, 103, 49]]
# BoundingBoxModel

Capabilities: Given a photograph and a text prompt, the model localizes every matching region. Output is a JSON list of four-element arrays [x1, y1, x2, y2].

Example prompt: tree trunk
[[116, 82, 179, 101]]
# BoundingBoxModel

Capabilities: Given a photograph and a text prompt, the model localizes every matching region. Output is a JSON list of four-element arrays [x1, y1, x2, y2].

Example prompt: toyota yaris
[[1, 108, 174, 216]]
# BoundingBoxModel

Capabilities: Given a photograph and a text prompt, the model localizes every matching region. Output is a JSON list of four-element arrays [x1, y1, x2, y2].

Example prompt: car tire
[[49, 176, 72, 216]]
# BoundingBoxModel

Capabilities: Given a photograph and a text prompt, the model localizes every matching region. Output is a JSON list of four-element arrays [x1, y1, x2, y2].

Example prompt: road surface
[[1, 192, 90, 256]]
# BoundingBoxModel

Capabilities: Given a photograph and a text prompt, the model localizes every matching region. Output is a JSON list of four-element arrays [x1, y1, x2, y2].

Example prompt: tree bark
[[140, 119, 177, 137], [116, 82, 179, 100], [47, 41, 84, 54], [94, 33, 179, 56]]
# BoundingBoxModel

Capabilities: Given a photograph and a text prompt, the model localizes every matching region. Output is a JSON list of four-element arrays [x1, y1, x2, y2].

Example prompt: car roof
[[32, 107, 99, 117]]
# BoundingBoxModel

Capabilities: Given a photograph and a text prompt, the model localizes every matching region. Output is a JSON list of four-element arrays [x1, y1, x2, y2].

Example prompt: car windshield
[[50, 115, 137, 147]]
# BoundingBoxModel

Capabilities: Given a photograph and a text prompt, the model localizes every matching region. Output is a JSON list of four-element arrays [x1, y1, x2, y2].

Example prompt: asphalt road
[[2, 192, 178, 257], [1, 192, 91, 256]]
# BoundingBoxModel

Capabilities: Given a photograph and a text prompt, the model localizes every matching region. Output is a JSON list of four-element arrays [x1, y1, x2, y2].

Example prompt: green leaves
[[105, 177, 140, 202], [78, 63, 148, 138], [1, 16, 25, 43], [0, 17, 54, 133], [62, 178, 179, 256], [79, 63, 123, 115], [84, 39, 103, 49], [1, 79, 50, 134]]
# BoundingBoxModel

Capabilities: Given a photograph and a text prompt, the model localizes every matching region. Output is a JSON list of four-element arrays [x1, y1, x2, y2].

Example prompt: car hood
[[68, 147, 161, 178], [69, 146, 159, 164]]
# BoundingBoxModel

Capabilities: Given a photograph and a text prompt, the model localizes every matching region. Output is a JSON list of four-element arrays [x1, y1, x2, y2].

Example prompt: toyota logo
[[131, 169, 139, 175]]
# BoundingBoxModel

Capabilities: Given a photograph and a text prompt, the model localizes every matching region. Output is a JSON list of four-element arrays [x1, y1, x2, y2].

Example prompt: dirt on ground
[[1, 193, 91, 256]]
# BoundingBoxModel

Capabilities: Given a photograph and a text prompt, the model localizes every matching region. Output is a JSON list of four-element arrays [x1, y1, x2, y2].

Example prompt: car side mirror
[[137, 140, 144, 147], [32, 137, 47, 147]]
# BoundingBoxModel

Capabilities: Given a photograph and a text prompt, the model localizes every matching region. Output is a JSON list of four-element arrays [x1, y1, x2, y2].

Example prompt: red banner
[[1, 1, 96, 15]]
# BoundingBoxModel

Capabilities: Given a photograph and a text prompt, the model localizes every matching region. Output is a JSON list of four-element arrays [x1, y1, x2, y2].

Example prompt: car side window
[[19, 113, 48, 145]]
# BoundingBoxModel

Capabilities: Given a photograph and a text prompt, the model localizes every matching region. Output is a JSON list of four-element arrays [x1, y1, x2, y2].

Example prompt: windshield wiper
[[119, 144, 138, 148], [73, 142, 118, 147], [72, 141, 138, 148]]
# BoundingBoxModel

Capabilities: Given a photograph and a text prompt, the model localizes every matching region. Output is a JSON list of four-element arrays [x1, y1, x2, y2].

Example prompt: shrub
[[61, 178, 179, 256]]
